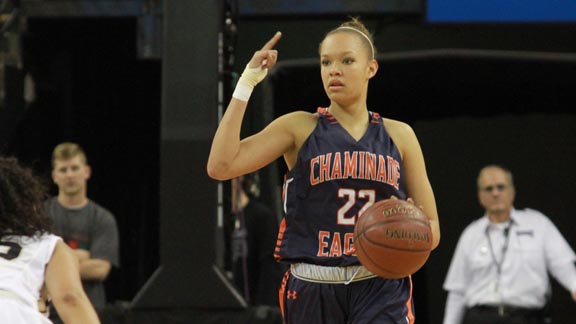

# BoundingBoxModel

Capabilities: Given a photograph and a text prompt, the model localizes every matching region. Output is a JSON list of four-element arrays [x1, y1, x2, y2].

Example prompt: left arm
[[385, 119, 440, 249], [73, 248, 113, 281], [83, 209, 120, 281], [542, 215, 576, 301]]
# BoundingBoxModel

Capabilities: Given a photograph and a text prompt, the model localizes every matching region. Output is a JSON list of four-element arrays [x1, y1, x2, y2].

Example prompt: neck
[[57, 193, 89, 209], [329, 93, 368, 111], [329, 102, 368, 121], [488, 210, 511, 224]]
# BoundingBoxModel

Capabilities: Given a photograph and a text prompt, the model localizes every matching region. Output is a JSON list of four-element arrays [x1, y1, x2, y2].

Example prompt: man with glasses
[[442, 165, 576, 324]]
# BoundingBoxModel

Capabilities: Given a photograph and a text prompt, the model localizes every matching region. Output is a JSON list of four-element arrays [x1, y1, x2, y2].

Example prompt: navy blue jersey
[[275, 108, 407, 266]]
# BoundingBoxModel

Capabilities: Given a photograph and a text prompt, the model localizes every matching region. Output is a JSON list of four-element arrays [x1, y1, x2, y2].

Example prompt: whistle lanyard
[[486, 221, 512, 292]]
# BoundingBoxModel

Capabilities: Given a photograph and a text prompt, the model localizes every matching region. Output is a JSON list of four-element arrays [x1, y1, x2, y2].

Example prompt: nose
[[329, 63, 342, 76]]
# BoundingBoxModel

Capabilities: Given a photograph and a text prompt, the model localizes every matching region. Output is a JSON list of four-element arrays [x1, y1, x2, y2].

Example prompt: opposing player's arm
[[385, 119, 440, 249], [45, 241, 100, 324]]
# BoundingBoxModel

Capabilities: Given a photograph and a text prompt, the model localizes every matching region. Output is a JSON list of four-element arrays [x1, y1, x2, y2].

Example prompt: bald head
[[477, 165, 516, 222]]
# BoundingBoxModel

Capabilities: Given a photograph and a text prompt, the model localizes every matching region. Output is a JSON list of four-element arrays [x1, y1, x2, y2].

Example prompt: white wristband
[[239, 64, 268, 88], [232, 82, 253, 102], [231, 63, 268, 102]]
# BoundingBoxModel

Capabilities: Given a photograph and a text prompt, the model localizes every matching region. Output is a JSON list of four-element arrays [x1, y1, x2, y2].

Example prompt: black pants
[[463, 305, 547, 324]]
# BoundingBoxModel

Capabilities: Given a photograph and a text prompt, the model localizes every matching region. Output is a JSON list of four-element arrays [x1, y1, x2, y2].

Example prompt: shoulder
[[10, 234, 61, 252], [263, 110, 317, 137], [39, 233, 62, 248], [515, 208, 553, 226], [382, 117, 416, 138], [275, 110, 318, 127], [88, 201, 117, 222], [382, 118, 418, 156], [89, 200, 112, 214], [274, 110, 319, 142], [460, 217, 488, 240], [520, 208, 547, 218]]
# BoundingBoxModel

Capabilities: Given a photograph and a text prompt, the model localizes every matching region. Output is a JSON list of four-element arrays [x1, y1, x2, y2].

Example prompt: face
[[477, 167, 515, 217], [319, 32, 377, 106], [52, 155, 91, 197]]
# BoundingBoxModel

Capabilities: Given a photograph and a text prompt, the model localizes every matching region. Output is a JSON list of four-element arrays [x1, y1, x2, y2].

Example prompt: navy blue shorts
[[279, 270, 415, 324]]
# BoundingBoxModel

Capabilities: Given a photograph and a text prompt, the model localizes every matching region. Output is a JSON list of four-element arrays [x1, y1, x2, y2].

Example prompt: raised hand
[[233, 31, 282, 101], [248, 31, 282, 69]]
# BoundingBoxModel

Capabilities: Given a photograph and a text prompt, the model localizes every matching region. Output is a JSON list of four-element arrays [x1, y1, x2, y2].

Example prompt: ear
[[85, 165, 92, 180], [367, 59, 378, 79], [51, 169, 57, 183]]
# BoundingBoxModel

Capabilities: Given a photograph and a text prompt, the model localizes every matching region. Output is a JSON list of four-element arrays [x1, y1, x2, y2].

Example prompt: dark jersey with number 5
[[275, 108, 406, 266]]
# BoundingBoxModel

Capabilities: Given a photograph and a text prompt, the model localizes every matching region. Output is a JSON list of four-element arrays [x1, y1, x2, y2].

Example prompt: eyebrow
[[321, 51, 355, 57]]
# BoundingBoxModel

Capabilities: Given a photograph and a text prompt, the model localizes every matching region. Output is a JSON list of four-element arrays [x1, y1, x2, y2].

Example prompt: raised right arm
[[207, 32, 292, 180]]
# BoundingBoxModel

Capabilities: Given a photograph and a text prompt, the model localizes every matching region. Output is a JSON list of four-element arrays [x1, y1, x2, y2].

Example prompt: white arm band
[[232, 64, 268, 102]]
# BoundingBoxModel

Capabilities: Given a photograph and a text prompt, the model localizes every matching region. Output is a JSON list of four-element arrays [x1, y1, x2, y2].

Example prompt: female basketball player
[[208, 18, 440, 323], [0, 157, 100, 324]]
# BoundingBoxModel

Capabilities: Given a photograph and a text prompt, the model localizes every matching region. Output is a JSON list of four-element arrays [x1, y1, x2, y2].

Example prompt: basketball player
[[0, 156, 100, 323], [208, 18, 440, 323]]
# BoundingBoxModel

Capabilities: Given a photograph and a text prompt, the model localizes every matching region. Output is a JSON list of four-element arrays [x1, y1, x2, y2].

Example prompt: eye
[[321, 59, 330, 66], [343, 58, 354, 64]]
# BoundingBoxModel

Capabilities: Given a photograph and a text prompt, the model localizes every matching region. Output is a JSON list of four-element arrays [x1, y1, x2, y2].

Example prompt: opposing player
[[0, 157, 100, 324], [208, 18, 440, 323]]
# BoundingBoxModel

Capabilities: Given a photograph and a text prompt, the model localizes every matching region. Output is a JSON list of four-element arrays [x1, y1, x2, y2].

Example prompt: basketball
[[354, 198, 432, 279]]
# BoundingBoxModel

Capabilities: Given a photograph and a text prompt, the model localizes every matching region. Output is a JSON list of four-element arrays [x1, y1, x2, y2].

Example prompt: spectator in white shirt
[[443, 165, 576, 324]]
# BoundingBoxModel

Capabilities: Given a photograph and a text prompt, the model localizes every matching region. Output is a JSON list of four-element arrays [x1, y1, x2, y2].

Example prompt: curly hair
[[0, 156, 53, 239]]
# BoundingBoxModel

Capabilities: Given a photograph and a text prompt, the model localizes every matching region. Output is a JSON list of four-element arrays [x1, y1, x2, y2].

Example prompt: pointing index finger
[[261, 31, 282, 51]]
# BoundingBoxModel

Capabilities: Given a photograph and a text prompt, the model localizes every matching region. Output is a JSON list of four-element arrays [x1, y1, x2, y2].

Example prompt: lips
[[329, 80, 343, 87], [328, 80, 344, 90]]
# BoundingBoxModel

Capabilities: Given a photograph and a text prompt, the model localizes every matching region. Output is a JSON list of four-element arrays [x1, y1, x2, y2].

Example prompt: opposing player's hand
[[38, 285, 50, 317], [248, 31, 282, 69]]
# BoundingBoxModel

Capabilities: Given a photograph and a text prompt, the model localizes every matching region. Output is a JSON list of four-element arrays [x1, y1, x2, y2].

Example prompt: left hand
[[38, 285, 50, 317], [72, 248, 91, 261], [406, 197, 425, 211]]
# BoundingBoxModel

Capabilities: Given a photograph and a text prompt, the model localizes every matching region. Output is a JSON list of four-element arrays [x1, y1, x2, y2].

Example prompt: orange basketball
[[354, 198, 432, 279]]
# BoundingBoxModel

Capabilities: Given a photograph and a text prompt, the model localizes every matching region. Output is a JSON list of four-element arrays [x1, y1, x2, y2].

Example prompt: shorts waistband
[[290, 263, 377, 284]]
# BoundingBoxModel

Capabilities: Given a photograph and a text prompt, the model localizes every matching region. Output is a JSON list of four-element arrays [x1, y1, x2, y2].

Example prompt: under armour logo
[[286, 290, 297, 300]]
